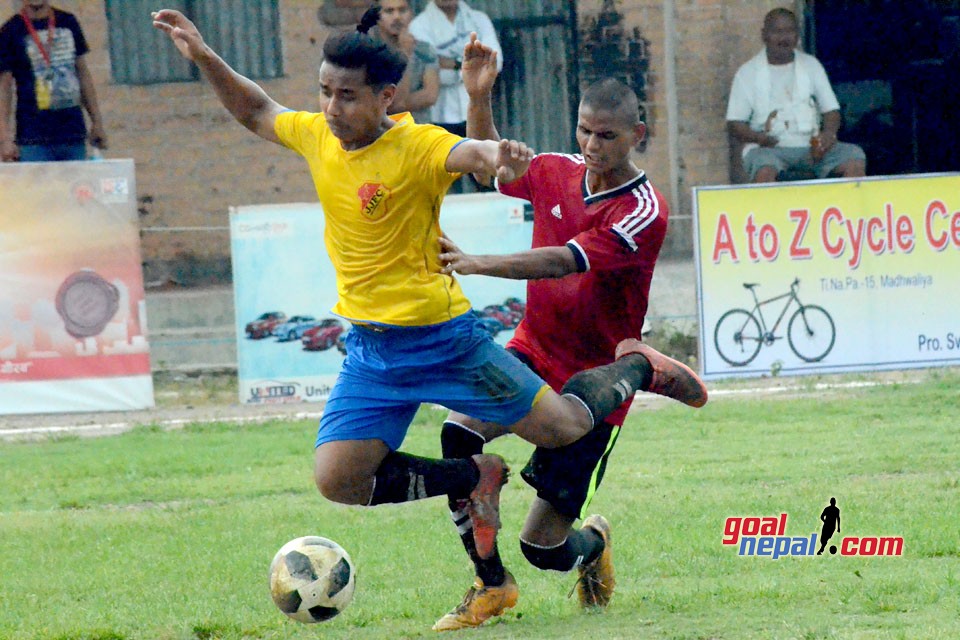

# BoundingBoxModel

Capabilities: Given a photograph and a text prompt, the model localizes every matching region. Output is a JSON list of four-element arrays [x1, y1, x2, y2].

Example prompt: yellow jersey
[[274, 111, 473, 326]]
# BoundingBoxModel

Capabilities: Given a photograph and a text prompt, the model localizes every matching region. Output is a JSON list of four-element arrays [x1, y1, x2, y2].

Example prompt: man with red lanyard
[[0, 1, 107, 162]]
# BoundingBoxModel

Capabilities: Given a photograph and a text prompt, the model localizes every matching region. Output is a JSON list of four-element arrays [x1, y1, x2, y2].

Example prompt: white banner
[[0, 160, 154, 414], [694, 173, 960, 380]]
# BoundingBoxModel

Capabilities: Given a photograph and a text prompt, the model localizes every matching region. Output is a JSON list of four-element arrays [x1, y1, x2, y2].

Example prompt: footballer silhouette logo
[[817, 497, 841, 555], [358, 182, 389, 219], [813, 496, 904, 557]]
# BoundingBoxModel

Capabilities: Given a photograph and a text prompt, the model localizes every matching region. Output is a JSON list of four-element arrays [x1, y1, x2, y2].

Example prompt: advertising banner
[[0, 160, 154, 413], [693, 173, 960, 380], [231, 193, 530, 404]]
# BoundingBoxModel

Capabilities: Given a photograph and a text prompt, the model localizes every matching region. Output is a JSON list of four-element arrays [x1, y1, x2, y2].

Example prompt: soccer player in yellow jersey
[[153, 6, 707, 616]]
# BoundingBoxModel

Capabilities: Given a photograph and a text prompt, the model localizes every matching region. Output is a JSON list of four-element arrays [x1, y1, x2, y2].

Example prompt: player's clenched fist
[[495, 139, 533, 184]]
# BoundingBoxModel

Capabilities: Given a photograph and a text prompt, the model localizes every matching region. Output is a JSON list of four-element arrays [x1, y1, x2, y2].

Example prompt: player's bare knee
[[753, 166, 778, 183], [840, 159, 866, 177], [557, 396, 593, 442], [313, 467, 339, 501], [513, 403, 589, 448], [313, 465, 367, 505], [542, 420, 587, 448]]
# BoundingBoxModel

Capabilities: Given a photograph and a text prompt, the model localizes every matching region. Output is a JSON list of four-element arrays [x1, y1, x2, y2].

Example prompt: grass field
[[2, 369, 958, 639]]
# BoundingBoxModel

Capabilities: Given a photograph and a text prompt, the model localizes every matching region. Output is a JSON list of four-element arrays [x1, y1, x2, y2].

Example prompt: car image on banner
[[273, 315, 318, 342], [245, 311, 287, 339], [302, 319, 345, 351]]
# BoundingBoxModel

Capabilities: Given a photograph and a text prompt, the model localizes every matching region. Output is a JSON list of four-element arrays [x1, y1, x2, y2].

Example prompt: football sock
[[440, 421, 506, 586], [560, 355, 652, 426], [368, 451, 478, 505], [441, 420, 486, 459], [520, 528, 604, 572], [449, 500, 507, 586], [441, 421, 486, 503]]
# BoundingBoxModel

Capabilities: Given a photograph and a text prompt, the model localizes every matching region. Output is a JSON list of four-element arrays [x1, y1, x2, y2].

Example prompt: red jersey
[[498, 153, 668, 426]]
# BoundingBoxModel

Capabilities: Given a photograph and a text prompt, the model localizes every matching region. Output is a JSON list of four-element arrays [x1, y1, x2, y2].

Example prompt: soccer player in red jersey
[[433, 35, 678, 630]]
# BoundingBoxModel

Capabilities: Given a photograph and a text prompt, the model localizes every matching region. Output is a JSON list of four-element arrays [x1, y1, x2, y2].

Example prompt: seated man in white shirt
[[726, 8, 866, 183]]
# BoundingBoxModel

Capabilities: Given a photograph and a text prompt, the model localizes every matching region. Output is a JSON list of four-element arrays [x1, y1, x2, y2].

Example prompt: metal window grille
[[105, 0, 283, 85]]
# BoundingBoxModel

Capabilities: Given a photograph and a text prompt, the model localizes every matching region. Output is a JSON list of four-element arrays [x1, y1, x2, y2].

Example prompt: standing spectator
[[0, 1, 107, 162], [726, 8, 865, 183], [375, 0, 439, 124], [409, 0, 501, 137]]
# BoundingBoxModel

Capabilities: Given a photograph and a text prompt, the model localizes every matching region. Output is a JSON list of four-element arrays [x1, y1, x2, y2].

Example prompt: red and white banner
[[0, 160, 153, 414]]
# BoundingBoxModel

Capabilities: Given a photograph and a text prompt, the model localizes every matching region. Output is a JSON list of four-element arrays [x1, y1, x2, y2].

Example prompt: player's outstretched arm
[[439, 234, 578, 280], [462, 32, 500, 186], [152, 9, 285, 144], [445, 138, 532, 184]]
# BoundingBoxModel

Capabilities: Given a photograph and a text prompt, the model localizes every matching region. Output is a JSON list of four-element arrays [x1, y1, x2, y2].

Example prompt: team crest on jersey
[[358, 182, 390, 219]]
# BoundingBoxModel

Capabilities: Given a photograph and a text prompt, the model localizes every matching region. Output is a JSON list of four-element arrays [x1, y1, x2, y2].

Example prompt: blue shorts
[[315, 313, 550, 450]]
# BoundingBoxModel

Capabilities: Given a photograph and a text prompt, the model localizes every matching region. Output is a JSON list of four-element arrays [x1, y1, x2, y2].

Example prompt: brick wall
[[672, 0, 789, 199], [608, 0, 795, 252], [584, 1, 675, 247], [28, 1, 797, 281], [55, 1, 334, 284], [574, 0, 796, 256]]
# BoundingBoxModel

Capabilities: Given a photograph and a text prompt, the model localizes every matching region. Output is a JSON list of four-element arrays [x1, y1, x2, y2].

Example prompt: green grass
[[2, 371, 959, 639]]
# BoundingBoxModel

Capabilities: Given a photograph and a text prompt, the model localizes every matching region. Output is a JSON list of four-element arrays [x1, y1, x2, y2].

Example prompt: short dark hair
[[322, 6, 407, 88], [763, 8, 798, 30], [580, 78, 641, 125]]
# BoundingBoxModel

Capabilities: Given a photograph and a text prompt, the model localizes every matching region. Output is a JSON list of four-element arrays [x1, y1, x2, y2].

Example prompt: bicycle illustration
[[713, 278, 836, 366]]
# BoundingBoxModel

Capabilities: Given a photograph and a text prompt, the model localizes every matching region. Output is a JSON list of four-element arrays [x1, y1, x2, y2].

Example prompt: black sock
[[448, 501, 507, 586], [560, 355, 652, 426], [441, 421, 486, 506], [520, 528, 604, 572], [368, 451, 478, 505], [440, 421, 485, 459], [441, 421, 505, 586]]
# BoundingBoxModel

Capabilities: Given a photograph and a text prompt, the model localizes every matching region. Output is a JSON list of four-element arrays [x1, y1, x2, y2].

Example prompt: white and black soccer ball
[[268, 536, 356, 623]]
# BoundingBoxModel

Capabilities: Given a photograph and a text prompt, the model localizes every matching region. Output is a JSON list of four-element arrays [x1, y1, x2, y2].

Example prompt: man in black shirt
[[0, 1, 107, 162]]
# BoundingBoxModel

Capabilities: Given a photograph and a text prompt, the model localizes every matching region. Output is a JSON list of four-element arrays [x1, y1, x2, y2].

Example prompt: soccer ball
[[268, 536, 356, 623]]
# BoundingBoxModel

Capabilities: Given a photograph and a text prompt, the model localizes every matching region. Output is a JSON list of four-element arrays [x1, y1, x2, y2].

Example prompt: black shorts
[[507, 349, 622, 520]]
